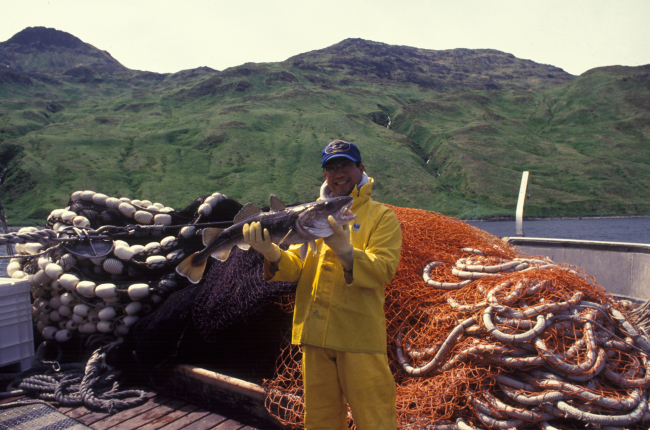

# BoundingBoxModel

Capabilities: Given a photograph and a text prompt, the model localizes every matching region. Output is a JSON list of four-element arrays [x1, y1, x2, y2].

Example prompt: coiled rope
[[0, 341, 147, 414]]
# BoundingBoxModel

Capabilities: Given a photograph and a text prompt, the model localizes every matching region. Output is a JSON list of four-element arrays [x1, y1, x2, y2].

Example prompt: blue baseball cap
[[321, 140, 362, 167]]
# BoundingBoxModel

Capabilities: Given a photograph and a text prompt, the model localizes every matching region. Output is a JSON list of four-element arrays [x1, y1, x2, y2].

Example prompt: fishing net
[[263, 205, 650, 430]]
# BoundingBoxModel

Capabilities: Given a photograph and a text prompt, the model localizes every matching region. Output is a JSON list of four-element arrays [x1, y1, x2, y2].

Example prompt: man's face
[[323, 158, 365, 197]]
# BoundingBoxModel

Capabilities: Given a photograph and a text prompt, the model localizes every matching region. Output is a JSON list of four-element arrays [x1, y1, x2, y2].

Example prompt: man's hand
[[323, 215, 354, 272], [242, 222, 282, 263]]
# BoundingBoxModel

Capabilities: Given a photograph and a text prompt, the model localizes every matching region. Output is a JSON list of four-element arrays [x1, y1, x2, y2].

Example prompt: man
[[243, 139, 402, 429]]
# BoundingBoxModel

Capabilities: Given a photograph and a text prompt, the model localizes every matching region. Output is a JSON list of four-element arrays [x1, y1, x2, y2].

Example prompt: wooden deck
[[0, 391, 262, 430]]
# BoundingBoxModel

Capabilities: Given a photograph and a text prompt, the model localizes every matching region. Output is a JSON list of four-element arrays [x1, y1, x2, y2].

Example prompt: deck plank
[[85, 394, 171, 429], [137, 402, 201, 430], [155, 408, 212, 430], [109, 398, 188, 430], [66, 406, 94, 419], [212, 419, 247, 429], [181, 412, 227, 430]]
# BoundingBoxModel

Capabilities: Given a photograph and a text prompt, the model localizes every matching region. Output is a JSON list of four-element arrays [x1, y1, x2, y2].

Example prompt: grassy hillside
[[0, 29, 649, 224]]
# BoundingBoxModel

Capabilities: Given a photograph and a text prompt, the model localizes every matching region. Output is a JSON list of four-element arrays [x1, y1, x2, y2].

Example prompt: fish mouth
[[338, 200, 356, 222]]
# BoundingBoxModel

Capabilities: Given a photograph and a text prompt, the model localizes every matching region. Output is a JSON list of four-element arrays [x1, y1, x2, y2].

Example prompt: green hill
[[0, 27, 649, 224]]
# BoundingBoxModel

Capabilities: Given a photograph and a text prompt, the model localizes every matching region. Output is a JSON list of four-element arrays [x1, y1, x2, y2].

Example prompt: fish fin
[[299, 243, 308, 261], [237, 244, 251, 250], [233, 202, 263, 224], [202, 228, 224, 246], [211, 247, 232, 261], [175, 252, 207, 284], [278, 229, 292, 245], [269, 194, 286, 212], [309, 240, 318, 256]]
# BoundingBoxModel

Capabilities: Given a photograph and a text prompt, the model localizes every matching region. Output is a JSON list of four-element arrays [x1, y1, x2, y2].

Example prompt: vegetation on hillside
[[0, 28, 649, 225]]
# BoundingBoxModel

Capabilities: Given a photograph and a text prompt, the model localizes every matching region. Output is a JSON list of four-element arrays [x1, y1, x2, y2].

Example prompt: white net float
[[144, 242, 161, 255], [118, 202, 136, 218], [146, 255, 167, 269], [61, 210, 77, 222], [59, 274, 80, 290], [59, 292, 75, 306], [55, 329, 72, 342], [105, 197, 121, 209], [51, 280, 63, 292], [166, 249, 185, 262], [49, 311, 61, 322], [71, 313, 85, 323], [33, 270, 51, 286], [44, 263, 64, 280], [73, 304, 90, 317], [87, 310, 100, 323], [95, 283, 117, 299], [80, 323, 97, 334], [97, 320, 115, 333], [50, 208, 65, 219], [147, 205, 160, 214], [56, 305, 72, 317], [36, 321, 46, 332], [159, 207, 174, 213], [42, 326, 58, 340], [38, 257, 52, 270], [198, 203, 212, 216], [70, 191, 83, 201], [98, 307, 116, 321], [140, 200, 152, 208], [90, 256, 107, 266], [65, 320, 78, 331], [134, 210, 153, 225], [114, 240, 129, 248], [114, 246, 134, 261], [152, 202, 164, 209], [204, 196, 218, 207], [80, 190, 95, 201], [103, 258, 124, 275], [180, 226, 195, 238], [212, 192, 224, 202], [153, 214, 172, 226], [103, 295, 121, 304], [49, 296, 62, 309], [38, 312, 51, 324], [52, 222, 66, 232], [14, 243, 26, 254], [11, 270, 26, 279], [131, 199, 142, 207], [76, 281, 96, 298], [119, 197, 131, 203], [115, 323, 129, 336], [92, 193, 108, 206], [123, 315, 140, 327], [130, 245, 145, 256], [160, 236, 178, 250], [125, 301, 142, 316], [6, 261, 21, 277], [128, 283, 150, 300], [73, 216, 90, 227], [25, 242, 44, 255], [57, 320, 67, 330]]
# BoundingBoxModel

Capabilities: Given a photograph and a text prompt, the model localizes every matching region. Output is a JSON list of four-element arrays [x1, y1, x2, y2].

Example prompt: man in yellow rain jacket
[[243, 139, 402, 430]]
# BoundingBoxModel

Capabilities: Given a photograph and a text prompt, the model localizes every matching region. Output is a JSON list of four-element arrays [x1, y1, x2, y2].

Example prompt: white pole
[[515, 171, 529, 237]]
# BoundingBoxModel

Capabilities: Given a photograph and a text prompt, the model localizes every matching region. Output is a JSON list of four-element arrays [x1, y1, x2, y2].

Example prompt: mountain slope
[[0, 28, 648, 225]]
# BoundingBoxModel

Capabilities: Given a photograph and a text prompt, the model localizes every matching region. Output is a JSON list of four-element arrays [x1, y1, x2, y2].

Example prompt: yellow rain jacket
[[268, 177, 402, 353]]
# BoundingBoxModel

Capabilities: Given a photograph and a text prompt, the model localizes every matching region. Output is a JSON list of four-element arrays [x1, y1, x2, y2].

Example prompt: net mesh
[[262, 205, 648, 429]]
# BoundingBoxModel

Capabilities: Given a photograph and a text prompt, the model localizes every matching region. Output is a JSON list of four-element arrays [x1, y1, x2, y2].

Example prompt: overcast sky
[[2, 0, 649, 76]]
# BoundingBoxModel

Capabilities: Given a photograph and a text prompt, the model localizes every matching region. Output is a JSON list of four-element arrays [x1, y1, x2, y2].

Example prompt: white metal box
[[0, 278, 34, 371]]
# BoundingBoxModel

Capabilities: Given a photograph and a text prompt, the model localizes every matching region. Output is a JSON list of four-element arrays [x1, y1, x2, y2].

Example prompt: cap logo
[[324, 140, 351, 155]]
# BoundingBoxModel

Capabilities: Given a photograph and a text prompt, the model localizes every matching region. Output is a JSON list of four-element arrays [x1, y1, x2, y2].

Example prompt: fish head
[[297, 196, 356, 238]]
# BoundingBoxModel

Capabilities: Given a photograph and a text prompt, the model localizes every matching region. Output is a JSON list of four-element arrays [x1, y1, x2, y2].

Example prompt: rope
[[0, 341, 147, 413]]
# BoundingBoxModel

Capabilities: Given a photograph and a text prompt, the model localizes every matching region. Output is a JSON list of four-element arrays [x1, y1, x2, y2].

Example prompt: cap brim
[[321, 154, 358, 167]]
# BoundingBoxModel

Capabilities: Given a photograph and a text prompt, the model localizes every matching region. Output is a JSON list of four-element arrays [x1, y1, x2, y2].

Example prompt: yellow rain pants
[[302, 344, 397, 430]]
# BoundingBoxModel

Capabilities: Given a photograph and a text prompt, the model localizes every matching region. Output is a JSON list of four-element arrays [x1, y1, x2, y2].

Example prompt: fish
[[175, 194, 356, 283]]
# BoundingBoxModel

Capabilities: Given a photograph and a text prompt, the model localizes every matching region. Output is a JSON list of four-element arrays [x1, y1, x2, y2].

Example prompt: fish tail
[[175, 252, 207, 284]]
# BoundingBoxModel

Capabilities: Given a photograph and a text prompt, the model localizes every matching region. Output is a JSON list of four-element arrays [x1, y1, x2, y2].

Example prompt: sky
[[1, 0, 649, 76]]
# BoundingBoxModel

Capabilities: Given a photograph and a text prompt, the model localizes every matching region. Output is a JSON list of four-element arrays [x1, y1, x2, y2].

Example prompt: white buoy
[[33, 270, 51, 286], [92, 193, 109, 206], [80, 323, 97, 334], [134, 210, 153, 225], [198, 203, 212, 216], [58, 254, 77, 271], [49, 296, 62, 309], [55, 329, 72, 342], [115, 323, 129, 336], [160, 236, 177, 250], [65, 320, 78, 331], [106, 197, 121, 209], [72, 314, 86, 324], [80, 190, 96, 201], [37, 321, 46, 332], [147, 205, 160, 214], [118, 202, 136, 218], [123, 315, 140, 327], [39, 312, 50, 324], [97, 320, 114, 333], [73, 304, 90, 317], [127, 284, 150, 300], [119, 197, 131, 203], [49, 310, 61, 322], [6, 261, 21, 277], [153, 202, 164, 209], [204, 196, 218, 207], [11, 270, 26, 279], [95, 283, 117, 299], [60, 292, 75, 306], [45, 263, 64, 280], [50, 208, 65, 219], [144, 242, 161, 255], [103, 295, 121, 304], [73, 216, 90, 228], [14, 243, 26, 254], [130, 244, 145, 256], [87, 310, 100, 323], [166, 249, 185, 261], [131, 199, 143, 207], [52, 222, 66, 232], [112, 247, 134, 261], [70, 191, 83, 201], [42, 326, 58, 340], [125, 301, 142, 316], [146, 255, 166, 268], [51, 280, 63, 292], [38, 300, 52, 312], [58, 305, 72, 317], [38, 257, 52, 270], [76, 281, 97, 298], [25, 242, 44, 255], [153, 214, 172, 226], [59, 274, 80, 290], [140, 200, 152, 208], [98, 307, 116, 321], [61, 210, 77, 222]]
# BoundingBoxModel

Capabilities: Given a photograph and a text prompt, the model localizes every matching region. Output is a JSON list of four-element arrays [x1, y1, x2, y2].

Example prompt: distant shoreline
[[464, 214, 650, 222]]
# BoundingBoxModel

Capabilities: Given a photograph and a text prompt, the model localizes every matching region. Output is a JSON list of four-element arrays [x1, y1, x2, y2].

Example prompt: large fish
[[176, 195, 356, 283]]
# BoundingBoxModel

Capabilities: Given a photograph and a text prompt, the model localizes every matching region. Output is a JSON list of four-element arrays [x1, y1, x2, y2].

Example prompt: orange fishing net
[[263, 206, 648, 429]]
